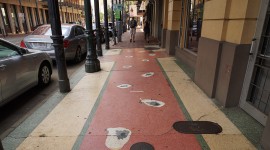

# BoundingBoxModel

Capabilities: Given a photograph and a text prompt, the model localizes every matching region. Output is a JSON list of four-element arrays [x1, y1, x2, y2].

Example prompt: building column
[[0, 11, 6, 36], [24, 6, 31, 32], [38, 8, 43, 24], [31, 7, 37, 26], [165, 0, 181, 55], [161, 0, 168, 48], [16, 5, 24, 33], [62, 12, 66, 23], [6, 4, 16, 34], [194, 0, 260, 107], [42, 9, 47, 24]]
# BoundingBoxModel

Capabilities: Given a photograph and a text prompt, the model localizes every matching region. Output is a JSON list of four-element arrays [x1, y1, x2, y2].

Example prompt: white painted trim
[[240, 0, 270, 126]]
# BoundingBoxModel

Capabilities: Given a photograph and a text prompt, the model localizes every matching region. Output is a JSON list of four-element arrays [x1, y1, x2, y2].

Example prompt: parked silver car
[[0, 38, 52, 107], [20, 24, 87, 63]]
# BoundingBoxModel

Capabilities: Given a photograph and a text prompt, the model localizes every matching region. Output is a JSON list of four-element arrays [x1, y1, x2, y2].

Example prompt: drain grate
[[130, 142, 154, 150], [173, 121, 222, 134]]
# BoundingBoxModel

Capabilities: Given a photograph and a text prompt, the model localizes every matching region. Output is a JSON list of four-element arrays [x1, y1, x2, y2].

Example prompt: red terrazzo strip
[[80, 48, 201, 149]]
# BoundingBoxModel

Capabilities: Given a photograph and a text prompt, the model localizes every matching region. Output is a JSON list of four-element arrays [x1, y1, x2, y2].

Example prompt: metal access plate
[[130, 142, 155, 150], [173, 121, 222, 134]]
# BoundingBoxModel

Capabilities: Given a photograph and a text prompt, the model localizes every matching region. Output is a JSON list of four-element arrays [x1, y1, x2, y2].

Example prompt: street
[[0, 36, 86, 139]]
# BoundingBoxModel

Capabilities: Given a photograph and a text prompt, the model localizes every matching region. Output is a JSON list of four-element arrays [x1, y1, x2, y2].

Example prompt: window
[[0, 42, 19, 59], [179, 0, 204, 53], [75, 27, 84, 36]]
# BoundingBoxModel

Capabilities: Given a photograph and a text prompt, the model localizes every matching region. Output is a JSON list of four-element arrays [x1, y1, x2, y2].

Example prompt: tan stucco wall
[[202, 0, 261, 44], [162, 0, 169, 29], [0, 0, 83, 34], [167, 0, 181, 31]]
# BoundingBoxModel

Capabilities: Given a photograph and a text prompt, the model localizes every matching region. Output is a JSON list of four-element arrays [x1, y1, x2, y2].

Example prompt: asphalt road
[[0, 37, 86, 139]]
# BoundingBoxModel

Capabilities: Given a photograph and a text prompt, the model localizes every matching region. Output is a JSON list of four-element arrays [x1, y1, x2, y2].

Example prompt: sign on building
[[129, 5, 137, 17], [115, 10, 121, 19], [113, 4, 123, 11]]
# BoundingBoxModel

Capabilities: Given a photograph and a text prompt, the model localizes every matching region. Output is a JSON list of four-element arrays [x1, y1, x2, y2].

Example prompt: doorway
[[240, 0, 270, 126]]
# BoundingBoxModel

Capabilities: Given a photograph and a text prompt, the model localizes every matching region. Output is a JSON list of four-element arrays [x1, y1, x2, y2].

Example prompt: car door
[[75, 26, 86, 53], [0, 73, 2, 102], [0, 41, 35, 101], [79, 27, 87, 53]]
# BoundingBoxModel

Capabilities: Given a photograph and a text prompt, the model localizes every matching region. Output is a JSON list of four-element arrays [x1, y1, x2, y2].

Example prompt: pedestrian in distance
[[129, 17, 137, 43], [144, 21, 150, 43]]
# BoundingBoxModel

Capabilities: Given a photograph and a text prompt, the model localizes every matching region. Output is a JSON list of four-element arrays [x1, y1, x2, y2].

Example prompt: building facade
[[146, 0, 270, 149], [0, 0, 84, 36]]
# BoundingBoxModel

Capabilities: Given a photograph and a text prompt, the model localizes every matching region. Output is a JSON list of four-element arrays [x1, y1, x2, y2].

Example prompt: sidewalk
[[2, 30, 263, 150]]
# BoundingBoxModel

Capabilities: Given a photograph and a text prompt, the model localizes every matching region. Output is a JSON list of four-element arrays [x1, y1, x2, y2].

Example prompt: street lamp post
[[111, 0, 117, 45], [103, 0, 110, 49], [127, 1, 130, 30], [117, 0, 122, 42], [122, 0, 125, 33], [0, 139, 3, 150], [84, 0, 101, 73], [94, 0, 103, 56], [47, 0, 70, 93]]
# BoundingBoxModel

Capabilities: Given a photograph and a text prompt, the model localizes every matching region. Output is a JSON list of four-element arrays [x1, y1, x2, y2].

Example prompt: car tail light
[[20, 40, 27, 48], [63, 40, 70, 48]]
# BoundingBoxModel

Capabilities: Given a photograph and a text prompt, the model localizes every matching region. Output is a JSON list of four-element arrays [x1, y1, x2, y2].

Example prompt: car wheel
[[38, 62, 51, 86], [74, 46, 82, 63]]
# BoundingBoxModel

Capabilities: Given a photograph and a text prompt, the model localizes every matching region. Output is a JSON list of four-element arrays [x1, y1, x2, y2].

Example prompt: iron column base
[[58, 80, 71, 93], [85, 58, 101, 73]]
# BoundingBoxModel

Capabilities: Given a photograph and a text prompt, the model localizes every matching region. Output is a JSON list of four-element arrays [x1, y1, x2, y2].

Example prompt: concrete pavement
[[1, 29, 263, 150]]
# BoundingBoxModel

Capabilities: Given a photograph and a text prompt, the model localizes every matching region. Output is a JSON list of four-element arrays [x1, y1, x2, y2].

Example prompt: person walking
[[144, 21, 150, 43], [129, 17, 137, 42]]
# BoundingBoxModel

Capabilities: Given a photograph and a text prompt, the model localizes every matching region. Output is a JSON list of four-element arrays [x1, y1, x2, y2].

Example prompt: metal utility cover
[[173, 121, 222, 134], [130, 142, 155, 150]]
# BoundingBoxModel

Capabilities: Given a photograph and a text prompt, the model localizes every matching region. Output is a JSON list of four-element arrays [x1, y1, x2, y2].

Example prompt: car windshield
[[32, 26, 71, 37]]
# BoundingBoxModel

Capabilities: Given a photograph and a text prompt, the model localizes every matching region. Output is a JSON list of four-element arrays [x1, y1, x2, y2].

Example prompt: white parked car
[[0, 38, 53, 107]]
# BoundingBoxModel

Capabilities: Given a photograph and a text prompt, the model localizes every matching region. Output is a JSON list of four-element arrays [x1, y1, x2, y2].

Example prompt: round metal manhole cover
[[173, 121, 222, 134], [130, 142, 155, 150]]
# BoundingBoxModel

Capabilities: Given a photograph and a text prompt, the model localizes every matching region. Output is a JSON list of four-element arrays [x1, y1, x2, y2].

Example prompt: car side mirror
[[19, 48, 28, 55]]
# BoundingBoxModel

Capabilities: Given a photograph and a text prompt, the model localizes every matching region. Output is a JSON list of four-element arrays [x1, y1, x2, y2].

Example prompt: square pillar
[[6, 4, 16, 34], [16, 5, 25, 33]]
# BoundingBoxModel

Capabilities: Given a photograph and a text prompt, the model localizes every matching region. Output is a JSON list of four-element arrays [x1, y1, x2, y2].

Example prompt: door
[[240, 0, 270, 126]]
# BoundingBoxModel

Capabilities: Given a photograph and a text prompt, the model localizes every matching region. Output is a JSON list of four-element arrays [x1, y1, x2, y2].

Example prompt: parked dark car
[[0, 38, 52, 107], [20, 24, 87, 63]]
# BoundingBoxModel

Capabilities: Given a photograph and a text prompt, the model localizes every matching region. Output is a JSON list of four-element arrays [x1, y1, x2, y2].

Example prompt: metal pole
[[47, 0, 70, 93], [35, 0, 40, 25], [103, 0, 110, 49], [84, 0, 101, 73], [127, 1, 130, 30], [117, 0, 122, 42], [94, 0, 103, 56], [122, 0, 124, 33], [0, 139, 3, 150], [18, 0, 27, 34], [112, 0, 116, 45]]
